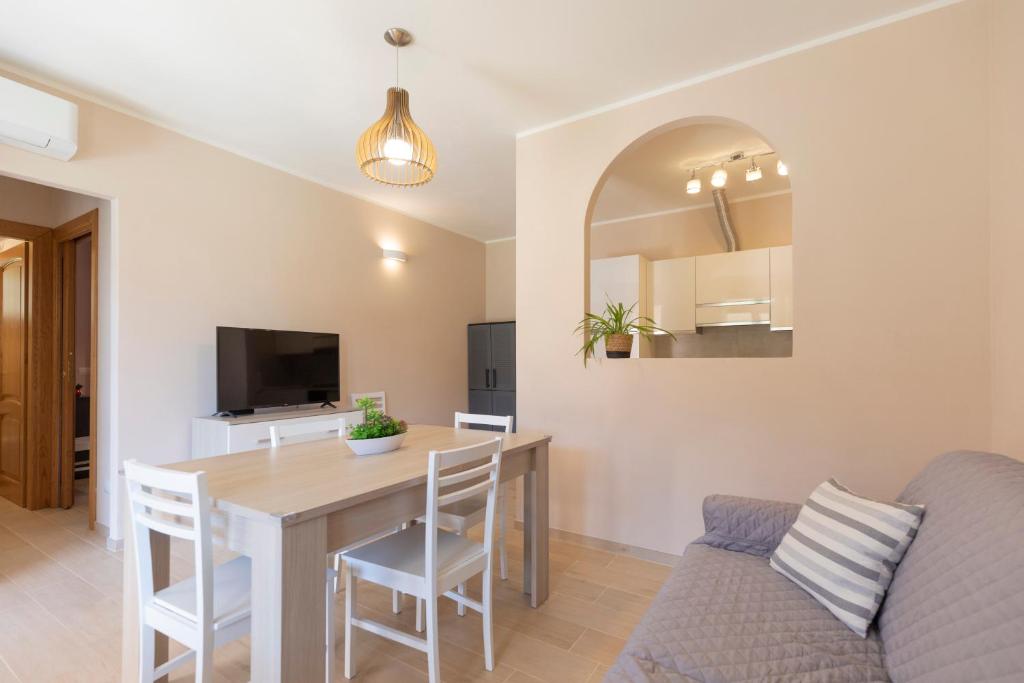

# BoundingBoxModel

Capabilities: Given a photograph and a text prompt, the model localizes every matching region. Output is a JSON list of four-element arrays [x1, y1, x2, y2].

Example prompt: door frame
[[0, 218, 55, 511], [53, 210, 99, 528]]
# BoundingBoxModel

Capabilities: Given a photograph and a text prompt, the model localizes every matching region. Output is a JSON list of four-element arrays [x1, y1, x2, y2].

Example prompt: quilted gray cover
[[878, 451, 1024, 682], [606, 543, 889, 682], [694, 495, 801, 558]]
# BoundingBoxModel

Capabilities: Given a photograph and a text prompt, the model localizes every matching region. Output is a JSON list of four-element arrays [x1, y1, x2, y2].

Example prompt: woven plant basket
[[605, 333, 633, 358]]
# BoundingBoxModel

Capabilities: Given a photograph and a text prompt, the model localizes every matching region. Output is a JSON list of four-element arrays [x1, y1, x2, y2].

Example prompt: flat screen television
[[216, 326, 340, 414]]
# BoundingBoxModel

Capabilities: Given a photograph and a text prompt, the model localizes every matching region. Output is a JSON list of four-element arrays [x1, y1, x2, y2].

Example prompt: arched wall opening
[[583, 116, 794, 359]]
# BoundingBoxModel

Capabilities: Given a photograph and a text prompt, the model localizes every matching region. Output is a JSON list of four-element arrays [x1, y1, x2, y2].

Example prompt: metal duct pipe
[[711, 188, 738, 252]]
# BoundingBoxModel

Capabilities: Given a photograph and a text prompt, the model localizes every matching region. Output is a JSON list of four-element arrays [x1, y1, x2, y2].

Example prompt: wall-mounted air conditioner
[[0, 76, 78, 161]]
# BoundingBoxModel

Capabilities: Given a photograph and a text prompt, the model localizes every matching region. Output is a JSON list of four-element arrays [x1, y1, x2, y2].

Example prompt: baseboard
[[513, 520, 680, 566], [101, 523, 123, 551]]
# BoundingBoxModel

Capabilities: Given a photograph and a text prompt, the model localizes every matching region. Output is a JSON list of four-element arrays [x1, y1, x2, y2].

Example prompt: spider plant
[[575, 300, 675, 366]]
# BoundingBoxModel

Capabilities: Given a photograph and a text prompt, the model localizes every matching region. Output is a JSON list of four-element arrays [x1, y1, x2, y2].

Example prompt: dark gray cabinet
[[467, 322, 515, 431]]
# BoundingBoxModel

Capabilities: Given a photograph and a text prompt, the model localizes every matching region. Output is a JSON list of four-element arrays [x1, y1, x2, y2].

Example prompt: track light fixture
[[686, 169, 702, 194], [745, 157, 762, 182], [711, 165, 728, 188]]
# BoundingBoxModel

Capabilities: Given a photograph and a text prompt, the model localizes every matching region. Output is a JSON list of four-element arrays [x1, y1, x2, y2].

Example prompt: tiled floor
[[0, 493, 672, 682]]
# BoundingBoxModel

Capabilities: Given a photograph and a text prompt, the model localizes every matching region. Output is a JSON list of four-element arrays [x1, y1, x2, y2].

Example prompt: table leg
[[523, 442, 549, 608], [250, 516, 328, 683], [121, 498, 170, 683]]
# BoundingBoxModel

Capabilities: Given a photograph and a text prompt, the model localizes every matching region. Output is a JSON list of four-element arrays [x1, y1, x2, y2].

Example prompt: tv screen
[[216, 327, 340, 414]]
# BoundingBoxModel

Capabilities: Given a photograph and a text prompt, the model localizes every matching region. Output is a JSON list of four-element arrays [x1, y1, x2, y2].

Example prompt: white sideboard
[[191, 406, 364, 458]]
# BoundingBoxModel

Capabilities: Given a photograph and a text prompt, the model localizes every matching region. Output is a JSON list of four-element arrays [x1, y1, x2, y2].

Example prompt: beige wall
[[0, 71, 485, 537], [0, 173, 62, 226], [989, 0, 1024, 458], [517, 1, 993, 554], [590, 192, 791, 261], [485, 239, 516, 321]]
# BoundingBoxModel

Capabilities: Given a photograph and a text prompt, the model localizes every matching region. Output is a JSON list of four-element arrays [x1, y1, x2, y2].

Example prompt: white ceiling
[[592, 122, 791, 223], [0, 0, 942, 241]]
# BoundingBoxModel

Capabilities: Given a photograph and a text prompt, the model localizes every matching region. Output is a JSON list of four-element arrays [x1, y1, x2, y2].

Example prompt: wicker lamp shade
[[356, 86, 436, 187]]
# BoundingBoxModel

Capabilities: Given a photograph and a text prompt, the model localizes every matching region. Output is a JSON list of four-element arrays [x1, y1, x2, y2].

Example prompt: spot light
[[686, 169, 701, 194], [777, 159, 789, 176], [745, 157, 762, 182], [711, 166, 728, 188]]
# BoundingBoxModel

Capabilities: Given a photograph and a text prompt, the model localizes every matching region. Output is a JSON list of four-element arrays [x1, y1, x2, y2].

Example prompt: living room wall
[[0, 71, 486, 538], [516, 0, 996, 554], [989, 0, 1024, 459]]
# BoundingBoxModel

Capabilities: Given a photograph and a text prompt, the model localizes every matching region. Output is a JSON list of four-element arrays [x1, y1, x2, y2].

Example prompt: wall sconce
[[381, 248, 407, 262]]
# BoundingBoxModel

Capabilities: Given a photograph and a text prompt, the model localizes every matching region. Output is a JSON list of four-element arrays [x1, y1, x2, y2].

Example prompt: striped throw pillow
[[769, 479, 924, 637]]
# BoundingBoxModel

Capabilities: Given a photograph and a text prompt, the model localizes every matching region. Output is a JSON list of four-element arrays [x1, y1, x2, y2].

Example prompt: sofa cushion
[[606, 543, 888, 682], [878, 451, 1024, 682], [770, 479, 924, 637], [695, 494, 801, 558]]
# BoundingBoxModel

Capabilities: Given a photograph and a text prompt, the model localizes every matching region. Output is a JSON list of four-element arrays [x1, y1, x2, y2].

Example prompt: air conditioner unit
[[0, 76, 78, 161]]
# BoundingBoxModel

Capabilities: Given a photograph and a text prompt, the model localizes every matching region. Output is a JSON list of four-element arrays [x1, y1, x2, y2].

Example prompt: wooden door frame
[[53, 210, 100, 528], [0, 218, 55, 511]]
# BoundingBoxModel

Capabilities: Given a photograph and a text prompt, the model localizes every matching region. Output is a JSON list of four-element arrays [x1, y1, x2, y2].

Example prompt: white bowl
[[346, 433, 406, 456]]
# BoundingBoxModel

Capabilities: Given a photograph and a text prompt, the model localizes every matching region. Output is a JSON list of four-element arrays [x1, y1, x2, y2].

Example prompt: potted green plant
[[575, 300, 674, 365], [346, 397, 409, 455]]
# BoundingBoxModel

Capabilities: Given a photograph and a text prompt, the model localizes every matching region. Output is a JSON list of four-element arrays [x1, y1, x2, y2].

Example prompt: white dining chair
[[350, 391, 386, 413], [269, 417, 348, 447], [428, 412, 513, 620], [125, 460, 336, 682], [342, 437, 504, 682]]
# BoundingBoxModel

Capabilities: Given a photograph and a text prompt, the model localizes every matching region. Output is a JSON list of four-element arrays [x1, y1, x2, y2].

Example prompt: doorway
[[54, 211, 98, 522], [0, 174, 103, 531]]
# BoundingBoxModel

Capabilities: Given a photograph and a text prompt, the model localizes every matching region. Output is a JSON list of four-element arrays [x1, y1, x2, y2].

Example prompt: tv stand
[[319, 400, 337, 409], [192, 405, 364, 458]]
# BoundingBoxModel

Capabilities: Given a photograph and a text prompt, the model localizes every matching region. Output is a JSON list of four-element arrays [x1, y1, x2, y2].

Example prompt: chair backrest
[[351, 391, 386, 414], [454, 412, 513, 434], [268, 417, 347, 447], [423, 438, 503, 586], [124, 460, 213, 625]]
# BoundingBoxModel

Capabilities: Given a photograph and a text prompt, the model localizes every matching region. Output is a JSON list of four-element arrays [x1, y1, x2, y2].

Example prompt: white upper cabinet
[[695, 248, 770, 305], [590, 255, 651, 358], [649, 257, 695, 334], [770, 245, 793, 330]]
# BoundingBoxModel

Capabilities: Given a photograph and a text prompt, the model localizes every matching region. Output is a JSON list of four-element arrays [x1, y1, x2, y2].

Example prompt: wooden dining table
[[120, 424, 552, 683]]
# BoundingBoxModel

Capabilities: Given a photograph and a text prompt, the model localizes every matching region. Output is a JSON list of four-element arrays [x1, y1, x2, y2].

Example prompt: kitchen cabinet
[[695, 248, 770, 305], [590, 255, 651, 358], [649, 256, 696, 333]]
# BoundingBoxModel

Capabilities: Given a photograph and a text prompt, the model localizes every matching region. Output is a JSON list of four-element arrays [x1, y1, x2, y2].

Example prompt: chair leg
[[498, 485, 508, 581], [196, 631, 213, 683], [344, 567, 357, 680], [333, 552, 343, 593], [138, 623, 155, 683], [482, 565, 495, 671], [392, 589, 401, 614], [425, 596, 441, 683], [326, 570, 337, 683], [457, 528, 467, 617], [415, 597, 424, 633]]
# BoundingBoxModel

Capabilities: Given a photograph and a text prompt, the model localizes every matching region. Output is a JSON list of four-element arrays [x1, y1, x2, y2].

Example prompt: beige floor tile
[[0, 498, 660, 682], [595, 587, 655, 618], [563, 559, 667, 597], [569, 629, 626, 666], [587, 664, 610, 682]]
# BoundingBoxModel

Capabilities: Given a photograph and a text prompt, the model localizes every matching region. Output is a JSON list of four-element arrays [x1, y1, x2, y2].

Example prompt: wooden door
[[0, 243, 27, 506], [58, 240, 76, 508]]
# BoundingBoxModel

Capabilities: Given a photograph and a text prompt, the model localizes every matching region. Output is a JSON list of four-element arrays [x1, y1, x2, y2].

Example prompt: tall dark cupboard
[[467, 322, 515, 431]]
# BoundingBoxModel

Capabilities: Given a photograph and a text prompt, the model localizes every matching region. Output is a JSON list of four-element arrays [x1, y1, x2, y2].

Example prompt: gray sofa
[[607, 451, 1024, 682]]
